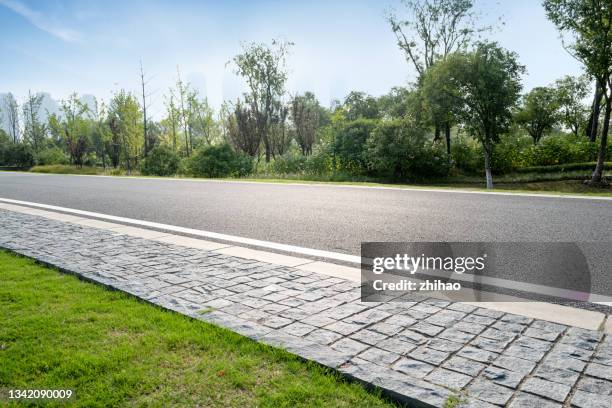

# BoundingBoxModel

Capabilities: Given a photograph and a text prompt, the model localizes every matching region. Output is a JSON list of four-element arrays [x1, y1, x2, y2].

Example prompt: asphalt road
[[1, 172, 611, 298]]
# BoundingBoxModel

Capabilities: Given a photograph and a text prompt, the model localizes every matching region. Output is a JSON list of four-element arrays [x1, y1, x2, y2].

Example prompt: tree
[[227, 101, 260, 158], [187, 90, 217, 148], [422, 68, 463, 156], [291, 92, 320, 155], [108, 90, 143, 174], [162, 94, 180, 152], [3, 93, 20, 143], [515, 87, 560, 145], [388, 0, 489, 146], [339, 91, 380, 121], [48, 94, 90, 167], [431, 42, 524, 188], [22, 91, 46, 153], [544, 0, 612, 184], [231, 39, 292, 162], [553, 75, 591, 137], [174, 67, 192, 157], [139, 61, 152, 157], [388, 0, 485, 79]]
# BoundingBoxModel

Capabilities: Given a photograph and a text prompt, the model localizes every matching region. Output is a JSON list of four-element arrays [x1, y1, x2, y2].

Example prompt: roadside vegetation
[[0, 0, 610, 193], [0, 250, 397, 408]]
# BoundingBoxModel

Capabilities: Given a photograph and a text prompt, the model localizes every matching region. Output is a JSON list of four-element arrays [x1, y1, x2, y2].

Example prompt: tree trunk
[[586, 80, 603, 143], [434, 124, 441, 142], [444, 122, 451, 157], [590, 94, 611, 185], [483, 138, 493, 190]]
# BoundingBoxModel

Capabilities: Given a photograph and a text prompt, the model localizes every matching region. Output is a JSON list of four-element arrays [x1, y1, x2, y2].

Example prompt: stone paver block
[[520, 377, 570, 403]]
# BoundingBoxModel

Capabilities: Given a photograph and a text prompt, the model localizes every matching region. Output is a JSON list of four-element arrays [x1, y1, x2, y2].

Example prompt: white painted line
[[2, 171, 611, 201], [0, 197, 360, 264]]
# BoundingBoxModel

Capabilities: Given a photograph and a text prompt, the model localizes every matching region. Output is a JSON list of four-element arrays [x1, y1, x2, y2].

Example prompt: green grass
[[0, 250, 396, 408], [29, 165, 105, 175]]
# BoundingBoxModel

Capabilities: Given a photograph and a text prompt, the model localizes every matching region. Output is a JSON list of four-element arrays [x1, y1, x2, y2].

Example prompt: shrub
[[519, 133, 600, 167], [187, 143, 252, 178], [269, 152, 308, 175], [366, 120, 450, 179], [332, 119, 378, 174], [0, 143, 34, 167], [140, 146, 180, 176], [35, 147, 69, 165]]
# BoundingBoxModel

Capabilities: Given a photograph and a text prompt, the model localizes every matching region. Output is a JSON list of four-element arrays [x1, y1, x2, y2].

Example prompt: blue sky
[[0, 0, 584, 118]]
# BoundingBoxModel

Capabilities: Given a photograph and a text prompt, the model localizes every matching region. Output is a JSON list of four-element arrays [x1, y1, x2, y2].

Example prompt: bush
[[519, 133, 600, 167], [332, 119, 377, 174], [140, 146, 180, 176], [35, 147, 69, 165], [187, 143, 252, 178], [366, 120, 450, 179], [0, 143, 34, 167]]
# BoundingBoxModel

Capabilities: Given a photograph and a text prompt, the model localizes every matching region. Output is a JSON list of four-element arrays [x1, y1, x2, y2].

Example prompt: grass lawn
[[0, 250, 396, 408]]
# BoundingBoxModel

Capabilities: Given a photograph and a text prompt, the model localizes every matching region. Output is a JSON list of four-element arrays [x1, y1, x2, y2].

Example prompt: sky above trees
[[0, 0, 583, 118]]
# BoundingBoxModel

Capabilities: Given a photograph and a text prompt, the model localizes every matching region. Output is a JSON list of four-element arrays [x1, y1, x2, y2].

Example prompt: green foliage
[[515, 87, 560, 144], [0, 143, 34, 167], [332, 118, 378, 174], [516, 161, 612, 174], [187, 143, 252, 178], [520, 133, 600, 166], [35, 147, 69, 165], [140, 146, 180, 176], [366, 119, 450, 179], [30, 165, 102, 175]]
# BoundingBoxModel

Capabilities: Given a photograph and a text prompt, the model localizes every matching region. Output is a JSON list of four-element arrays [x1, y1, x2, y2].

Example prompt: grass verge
[[0, 250, 396, 408]]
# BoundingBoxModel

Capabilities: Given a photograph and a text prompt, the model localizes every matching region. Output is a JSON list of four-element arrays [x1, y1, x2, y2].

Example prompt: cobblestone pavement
[[1, 208, 611, 408]]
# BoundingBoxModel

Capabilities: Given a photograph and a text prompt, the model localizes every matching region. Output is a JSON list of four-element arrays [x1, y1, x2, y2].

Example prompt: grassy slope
[[0, 251, 395, 408]]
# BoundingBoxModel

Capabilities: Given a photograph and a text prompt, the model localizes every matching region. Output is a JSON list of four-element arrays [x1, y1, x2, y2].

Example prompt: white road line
[[2, 171, 611, 201]]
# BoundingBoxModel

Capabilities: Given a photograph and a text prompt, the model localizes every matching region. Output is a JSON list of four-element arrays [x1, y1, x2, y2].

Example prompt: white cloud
[[0, 0, 82, 43]]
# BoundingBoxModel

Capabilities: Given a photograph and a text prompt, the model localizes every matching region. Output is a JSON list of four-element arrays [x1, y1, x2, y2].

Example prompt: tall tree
[[430, 42, 524, 189], [515, 87, 560, 145], [388, 0, 488, 143], [227, 100, 260, 157], [139, 61, 151, 157], [22, 91, 46, 153], [48, 94, 90, 167], [554, 75, 591, 137], [3, 93, 20, 143], [544, 0, 612, 184], [175, 67, 192, 156], [187, 90, 217, 148], [291, 92, 320, 155], [231, 39, 292, 162], [387, 0, 485, 79], [108, 90, 143, 174]]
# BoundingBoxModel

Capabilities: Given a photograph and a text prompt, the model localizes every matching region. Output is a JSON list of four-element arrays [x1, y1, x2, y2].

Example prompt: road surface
[[1, 172, 611, 298]]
